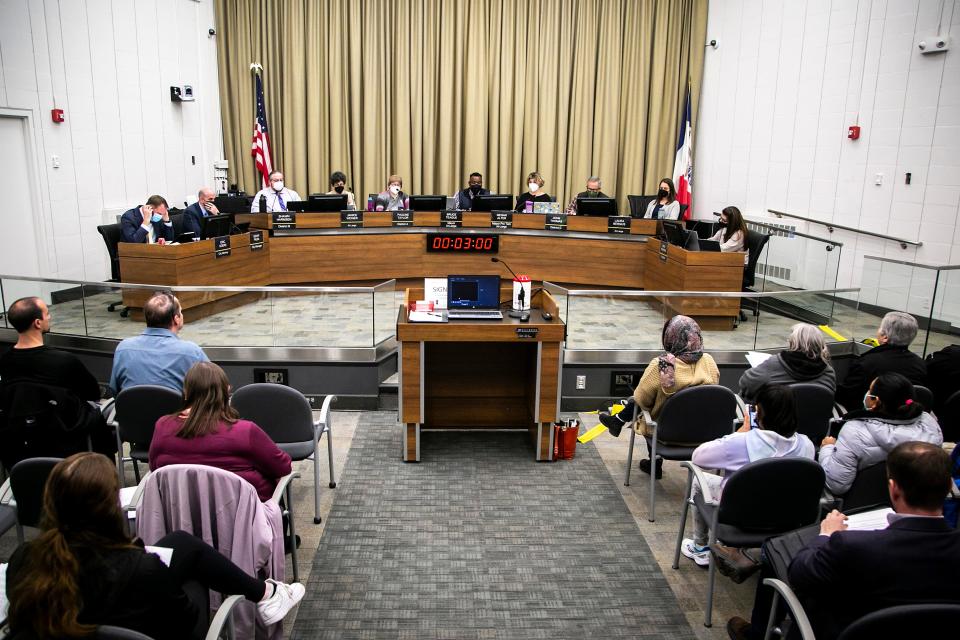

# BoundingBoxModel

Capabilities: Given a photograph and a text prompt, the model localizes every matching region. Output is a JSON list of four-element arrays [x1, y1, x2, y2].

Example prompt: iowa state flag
[[672, 91, 693, 220]]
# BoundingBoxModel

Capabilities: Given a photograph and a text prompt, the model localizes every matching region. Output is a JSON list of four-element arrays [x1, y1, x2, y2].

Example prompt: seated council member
[[709, 205, 749, 264], [120, 195, 174, 244], [250, 170, 301, 212], [565, 176, 610, 214], [642, 177, 681, 220], [182, 186, 219, 239], [453, 172, 489, 210], [326, 170, 357, 210], [374, 174, 410, 211], [514, 172, 553, 212]]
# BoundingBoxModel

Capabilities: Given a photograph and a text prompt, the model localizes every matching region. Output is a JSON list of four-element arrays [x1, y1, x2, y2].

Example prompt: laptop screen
[[447, 275, 501, 309]]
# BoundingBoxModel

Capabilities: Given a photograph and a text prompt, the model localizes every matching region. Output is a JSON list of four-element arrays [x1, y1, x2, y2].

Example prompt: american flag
[[251, 73, 273, 189]]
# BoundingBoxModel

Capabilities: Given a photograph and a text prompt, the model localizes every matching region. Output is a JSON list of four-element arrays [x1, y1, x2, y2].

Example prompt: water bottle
[[259, 194, 267, 212]]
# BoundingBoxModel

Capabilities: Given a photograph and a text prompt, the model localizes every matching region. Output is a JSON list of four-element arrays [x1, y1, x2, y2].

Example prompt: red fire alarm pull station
[[848, 125, 860, 140], [51, 109, 65, 123]]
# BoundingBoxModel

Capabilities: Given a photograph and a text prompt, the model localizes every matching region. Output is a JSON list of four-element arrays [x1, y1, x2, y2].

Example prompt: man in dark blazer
[[835, 311, 927, 410], [788, 441, 960, 638], [926, 344, 960, 414], [182, 187, 219, 239], [120, 194, 174, 243]]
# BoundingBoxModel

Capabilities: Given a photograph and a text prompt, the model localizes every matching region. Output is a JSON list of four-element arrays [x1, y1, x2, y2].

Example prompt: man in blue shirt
[[109, 291, 208, 394]]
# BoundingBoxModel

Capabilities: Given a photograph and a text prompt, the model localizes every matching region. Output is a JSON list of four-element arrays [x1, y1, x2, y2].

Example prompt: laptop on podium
[[446, 275, 503, 320]]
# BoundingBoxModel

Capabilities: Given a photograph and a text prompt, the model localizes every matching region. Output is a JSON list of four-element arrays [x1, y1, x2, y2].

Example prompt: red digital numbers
[[426, 234, 498, 253]]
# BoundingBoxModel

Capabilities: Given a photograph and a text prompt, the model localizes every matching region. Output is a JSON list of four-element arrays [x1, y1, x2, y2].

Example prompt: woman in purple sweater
[[150, 362, 291, 501]]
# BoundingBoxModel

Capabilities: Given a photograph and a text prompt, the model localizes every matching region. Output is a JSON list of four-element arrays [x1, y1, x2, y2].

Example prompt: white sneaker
[[258, 579, 306, 625], [681, 538, 711, 568]]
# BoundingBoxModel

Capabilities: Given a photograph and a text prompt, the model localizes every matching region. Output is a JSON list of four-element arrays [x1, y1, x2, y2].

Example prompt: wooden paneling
[[404, 424, 418, 462], [538, 342, 561, 423], [401, 341, 422, 424]]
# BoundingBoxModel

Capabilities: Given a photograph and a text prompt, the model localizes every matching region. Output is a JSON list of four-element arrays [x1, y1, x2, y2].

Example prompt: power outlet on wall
[[575, 375, 587, 390]]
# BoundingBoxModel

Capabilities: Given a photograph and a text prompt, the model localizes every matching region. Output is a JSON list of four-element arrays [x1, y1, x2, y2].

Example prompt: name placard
[[516, 327, 539, 339], [544, 214, 567, 231], [249, 230, 265, 251], [272, 212, 296, 229], [607, 216, 631, 235], [392, 211, 414, 227], [341, 211, 363, 228], [491, 212, 513, 229], [442, 211, 462, 228], [659, 240, 669, 254], [214, 235, 231, 258]]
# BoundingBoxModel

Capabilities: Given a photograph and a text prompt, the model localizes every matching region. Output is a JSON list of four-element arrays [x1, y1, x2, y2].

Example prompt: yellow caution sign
[[819, 325, 846, 342], [578, 423, 608, 443]]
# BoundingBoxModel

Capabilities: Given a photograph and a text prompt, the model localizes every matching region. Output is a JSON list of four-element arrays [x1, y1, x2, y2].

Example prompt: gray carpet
[[291, 412, 695, 639]]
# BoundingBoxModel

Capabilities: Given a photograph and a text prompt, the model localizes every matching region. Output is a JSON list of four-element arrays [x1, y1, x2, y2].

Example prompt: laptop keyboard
[[447, 310, 504, 320]]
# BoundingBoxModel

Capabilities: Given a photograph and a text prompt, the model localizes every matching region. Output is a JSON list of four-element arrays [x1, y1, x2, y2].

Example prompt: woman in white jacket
[[820, 372, 942, 496]]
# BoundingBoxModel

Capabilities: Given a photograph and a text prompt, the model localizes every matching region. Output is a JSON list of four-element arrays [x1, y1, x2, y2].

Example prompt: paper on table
[[144, 546, 174, 567], [745, 351, 774, 368], [408, 311, 445, 323], [844, 507, 894, 531]]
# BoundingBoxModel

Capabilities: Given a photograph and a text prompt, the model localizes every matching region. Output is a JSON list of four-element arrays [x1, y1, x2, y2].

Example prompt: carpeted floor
[[291, 413, 695, 639]]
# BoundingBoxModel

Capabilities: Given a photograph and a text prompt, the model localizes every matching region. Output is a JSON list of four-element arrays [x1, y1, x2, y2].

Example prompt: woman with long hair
[[820, 372, 942, 495], [598, 315, 720, 477], [642, 177, 681, 220], [150, 361, 291, 502], [709, 205, 749, 263], [4, 453, 304, 639]]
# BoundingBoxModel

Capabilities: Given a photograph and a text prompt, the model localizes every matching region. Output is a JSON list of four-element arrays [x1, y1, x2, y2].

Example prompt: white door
[[0, 114, 43, 309]]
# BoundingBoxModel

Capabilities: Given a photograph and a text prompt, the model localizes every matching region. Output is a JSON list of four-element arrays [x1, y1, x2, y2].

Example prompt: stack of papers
[[844, 507, 893, 531], [745, 351, 774, 368], [408, 311, 445, 323]]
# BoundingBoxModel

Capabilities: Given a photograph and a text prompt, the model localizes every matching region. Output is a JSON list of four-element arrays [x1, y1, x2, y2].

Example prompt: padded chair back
[[627, 194, 656, 218], [718, 457, 824, 534], [913, 384, 935, 413], [97, 223, 124, 281], [791, 383, 835, 444], [168, 211, 186, 237], [838, 462, 891, 514], [679, 203, 689, 218], [939, 389, 960, 443], [656, 385, 738, 445], [115, 385, 183, 452], [94, 627, 156, 640], [743, 230, 770, 289], [837, 603, 960, 640], [10, 457, 62, 529], [231, 383, 313, 456]]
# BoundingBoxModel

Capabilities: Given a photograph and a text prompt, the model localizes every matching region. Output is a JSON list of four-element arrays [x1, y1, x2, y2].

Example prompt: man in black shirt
[[0, 296, 101, 401]]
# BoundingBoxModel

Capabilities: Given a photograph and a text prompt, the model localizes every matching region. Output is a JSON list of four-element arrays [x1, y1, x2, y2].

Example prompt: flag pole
[[250, 63, 263, 191]]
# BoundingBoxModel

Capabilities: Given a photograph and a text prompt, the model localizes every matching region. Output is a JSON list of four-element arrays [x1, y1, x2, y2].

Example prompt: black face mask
[[470, 186, 482, 195], [658, 188, 668, 198], [334, 185, 345, 194], [718, 220, 727, 227]]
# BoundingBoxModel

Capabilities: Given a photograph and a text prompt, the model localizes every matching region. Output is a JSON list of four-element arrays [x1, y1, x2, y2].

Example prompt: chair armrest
[[0, 478, 11, 505], [123, 471, 153, 513], [834, 402, 848, 416], [271, 472, 300, 504], [641, 409, 655, 432], [205, 594, 245, 640], [314, 394, 337, 430], [734, 394, 748, 420], [100, 398, 116, 423], [762, 578, 815, 640], [679, 461, 720, 504]]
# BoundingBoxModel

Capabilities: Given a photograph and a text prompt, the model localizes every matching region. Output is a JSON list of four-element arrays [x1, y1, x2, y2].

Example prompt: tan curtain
[[215, 0, 708, 208]]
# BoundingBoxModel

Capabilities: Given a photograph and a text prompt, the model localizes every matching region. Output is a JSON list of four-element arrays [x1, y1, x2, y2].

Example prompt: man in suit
[[835, 311, 927, 410], [728, 441, 960, 639], [926, 344, 960, 415], [120, 194, 174, 243], [182, 187, 220, 238]]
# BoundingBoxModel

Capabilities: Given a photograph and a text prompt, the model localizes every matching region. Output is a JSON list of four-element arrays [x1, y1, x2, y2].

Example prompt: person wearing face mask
[[642, 178, 681, 220], [120, 195, 175, 243], [374, 174, 410, 211], [514, 172, 553, 212], [250, 170, 302, 213], [708, 205, 749, 264], [566, 176, 610, 214], [453, 172, 490, 210], [326, 170, 357, 210], [182, 187, 220, 238], [819, 372, 942, 497]]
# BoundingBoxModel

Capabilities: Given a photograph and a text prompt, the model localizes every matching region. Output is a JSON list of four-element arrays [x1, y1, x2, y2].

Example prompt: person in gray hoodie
[[820, 372, 942, 496], [739, 323, 836, 403]]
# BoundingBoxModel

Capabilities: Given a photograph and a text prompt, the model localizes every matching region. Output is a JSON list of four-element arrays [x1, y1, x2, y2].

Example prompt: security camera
[[208, 28, 216, 37]]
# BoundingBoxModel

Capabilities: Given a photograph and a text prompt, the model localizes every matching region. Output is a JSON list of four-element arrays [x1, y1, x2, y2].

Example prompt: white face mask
[[272, 180, 284, 191], [389, 185, 401, 196], [528, 183, 539, 194]]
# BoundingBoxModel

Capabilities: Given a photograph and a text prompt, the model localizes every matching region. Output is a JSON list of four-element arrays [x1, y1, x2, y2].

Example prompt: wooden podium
[[643, 240, 745, 330], [396, 289, 564, 462], [117, 232, 269, 320]]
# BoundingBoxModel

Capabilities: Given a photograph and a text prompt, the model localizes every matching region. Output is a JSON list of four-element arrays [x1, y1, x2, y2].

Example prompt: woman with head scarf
[[598, 315, 720, 477]]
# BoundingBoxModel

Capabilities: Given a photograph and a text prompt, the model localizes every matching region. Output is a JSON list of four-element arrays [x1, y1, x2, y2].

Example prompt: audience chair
[[837, 603, 960, 639], [230, 384, 336, 524], [9, 457, 62, 544], [913, 384, 935, 413], [835, 462, 891, 514], [938, 389, 960, 443], [93, 593, 244, 640], [113, 385, 183, 486], [761, 578, 816, 640], [96, 222, 129, 316], [673, 457, 825, 627], [791, 383, 837, 446], [624, 385, 740, 522]]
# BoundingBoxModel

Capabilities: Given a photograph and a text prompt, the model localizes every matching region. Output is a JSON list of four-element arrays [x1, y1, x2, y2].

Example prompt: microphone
[[490, 257, 521, 280], [491, 257, 526, 318], [259, 194, 267, 212]]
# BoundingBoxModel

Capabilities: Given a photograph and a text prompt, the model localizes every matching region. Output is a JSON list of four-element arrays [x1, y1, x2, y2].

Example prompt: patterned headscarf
[[657, 315, 704, 389]]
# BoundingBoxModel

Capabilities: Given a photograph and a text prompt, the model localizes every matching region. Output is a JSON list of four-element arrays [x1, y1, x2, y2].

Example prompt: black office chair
[[679, 203, 689, 218], [113, 385, 183, 486], [838, 603, 960, 639], [739, 229, 770, 321], [627, 194, 657, 218], [938, 390, 960, 443], [791, 383, 836, 446], [10, 457, 62, 544], [913, 384, 935, 413], [168, 211, 186, 237], [835, 462, 891, 514], [674, 457, 825, 627], [97, 223, 129, 315]]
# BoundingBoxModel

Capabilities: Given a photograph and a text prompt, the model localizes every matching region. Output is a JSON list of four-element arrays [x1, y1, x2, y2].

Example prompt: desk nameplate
[[442, 211, 462, 228], [545, 214, 567, 231], [608, 216, 631, 235], [392, 211, 414, 227], [272, 212, 296, 229], [249, 230, 265, 251], [214, 235, 231, 258], [341, 211, 363, 228], [491, 212, 513, 229]]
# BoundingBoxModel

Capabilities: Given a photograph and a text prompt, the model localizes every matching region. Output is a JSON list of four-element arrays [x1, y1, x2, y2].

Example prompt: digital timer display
[[425, 233, 499, 253]]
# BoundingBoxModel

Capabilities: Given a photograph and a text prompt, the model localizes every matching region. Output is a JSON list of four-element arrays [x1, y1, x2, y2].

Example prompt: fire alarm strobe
[[847, 125, 860, 140], [51, 108, 65, 123]]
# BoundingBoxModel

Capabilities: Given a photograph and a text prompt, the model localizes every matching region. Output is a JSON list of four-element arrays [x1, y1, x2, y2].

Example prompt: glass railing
[[0, 276, 397, 350], [858, 257, 960, 357], [543, 282, 862, 353]]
